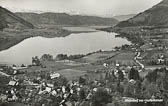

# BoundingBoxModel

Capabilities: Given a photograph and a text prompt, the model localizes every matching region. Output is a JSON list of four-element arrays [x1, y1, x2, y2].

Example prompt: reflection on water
[[0, 31, 131, 65]]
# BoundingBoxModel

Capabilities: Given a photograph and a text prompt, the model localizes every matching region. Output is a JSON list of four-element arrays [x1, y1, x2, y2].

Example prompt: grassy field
[[140, 50, 166, 60], [14, 50, 139, 81], [82, 51, 119, 63], [97, 50, 137, 66], [57, 69, 86, 80], [17, 58, 107, 80], [139, 49, 168, 67]]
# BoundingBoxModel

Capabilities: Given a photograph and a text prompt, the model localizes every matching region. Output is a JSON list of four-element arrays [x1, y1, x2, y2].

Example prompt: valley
[[1, 0, 168, 106]]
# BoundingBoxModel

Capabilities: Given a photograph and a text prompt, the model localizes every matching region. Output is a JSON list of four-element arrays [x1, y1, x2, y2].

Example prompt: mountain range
[[2, 0, 168, 30], [116, 0, 168, 27], [0, 6, 119, 30], [16, 12, 118, 26], [0, 6, 34, 30]]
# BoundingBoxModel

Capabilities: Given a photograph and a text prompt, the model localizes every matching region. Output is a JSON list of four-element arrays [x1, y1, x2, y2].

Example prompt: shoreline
[[0, 27, 102, 52], [98, 27, 144, 46], [0, 29, 71, 51]]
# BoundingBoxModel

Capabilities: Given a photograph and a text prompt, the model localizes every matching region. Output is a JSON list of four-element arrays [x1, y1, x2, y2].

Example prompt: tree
[[41, 54, 53, 61], [79, 88, 86, 101], [56, 54, 68, 60], [129, 68, 140, 80], [79, 77, 86, 85], [53, 76, 68, 86], [146, 69, 158, 83], [143, 82, 160, 99], [32, 56, 41, 66], [118, 70, 124, 82], [91, 88, 111, 106], [123, 82, 133, 97], [105, 72, 115, 81], [68, 54, 85, 60], [123, 80, 142, 98]]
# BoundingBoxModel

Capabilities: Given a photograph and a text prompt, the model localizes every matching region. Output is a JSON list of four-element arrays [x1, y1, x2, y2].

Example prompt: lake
[[0, 31, 131, 65]]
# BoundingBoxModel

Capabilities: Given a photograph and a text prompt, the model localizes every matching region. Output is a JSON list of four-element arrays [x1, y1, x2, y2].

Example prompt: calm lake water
[[0, 31, 131, 65]]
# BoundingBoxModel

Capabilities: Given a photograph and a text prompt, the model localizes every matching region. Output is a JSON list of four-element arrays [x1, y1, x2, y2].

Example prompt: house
[[50, 73, 60, 79], [8, 81, 19, 86]]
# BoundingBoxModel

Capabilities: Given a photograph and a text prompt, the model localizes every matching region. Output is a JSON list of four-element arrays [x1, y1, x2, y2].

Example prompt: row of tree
[[31, 53, 85, 66], [56, 54, 85, 61]]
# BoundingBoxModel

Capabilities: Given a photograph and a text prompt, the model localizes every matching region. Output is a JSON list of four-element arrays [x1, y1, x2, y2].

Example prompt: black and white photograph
[[0, 0, 167, 106]]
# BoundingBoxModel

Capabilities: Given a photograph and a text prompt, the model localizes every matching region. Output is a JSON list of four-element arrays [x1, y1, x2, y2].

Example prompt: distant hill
[[116, 0, 168, 27], [113, 14, 136, 22], [16, 12, 118, 26], [0, 6, 34, 30]]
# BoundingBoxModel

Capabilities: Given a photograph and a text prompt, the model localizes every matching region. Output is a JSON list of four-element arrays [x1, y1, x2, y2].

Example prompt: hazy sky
[[0, 0, 162, 16]]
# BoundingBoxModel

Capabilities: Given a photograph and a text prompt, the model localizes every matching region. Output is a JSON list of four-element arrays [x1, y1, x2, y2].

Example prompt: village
[[0, 32, 168, 106]]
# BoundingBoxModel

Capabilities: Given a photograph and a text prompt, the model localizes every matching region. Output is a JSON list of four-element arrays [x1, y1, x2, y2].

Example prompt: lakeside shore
[[0, 26, 108, 52], [98, 26, 150, 46], [0, 27, 72, 51]]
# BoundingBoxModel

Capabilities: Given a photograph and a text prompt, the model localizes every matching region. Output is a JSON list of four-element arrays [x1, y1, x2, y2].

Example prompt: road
[[0, 71, 10, 77], [134, 52, 145, 72]]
